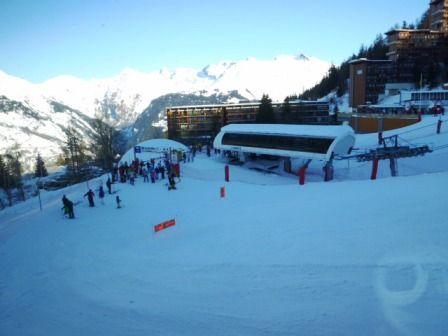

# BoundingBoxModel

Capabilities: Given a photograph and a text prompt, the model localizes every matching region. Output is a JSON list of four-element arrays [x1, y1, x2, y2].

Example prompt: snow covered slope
[[0, 150, 447, 335]]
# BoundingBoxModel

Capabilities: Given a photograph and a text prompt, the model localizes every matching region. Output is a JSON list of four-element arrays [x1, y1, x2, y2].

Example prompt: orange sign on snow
[[154, 219, 176, 233]]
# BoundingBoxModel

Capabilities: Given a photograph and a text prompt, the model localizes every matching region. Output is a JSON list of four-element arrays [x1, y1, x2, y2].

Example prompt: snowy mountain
[[0, 54, 330, 166], [37, 54, 330, 126]]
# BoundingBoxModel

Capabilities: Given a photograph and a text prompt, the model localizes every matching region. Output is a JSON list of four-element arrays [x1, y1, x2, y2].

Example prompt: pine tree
[[34, 153, 48, 178], [210, 114, 222, 138], [281, 97, 292, 124], [256, 94, 276, 124], [63, 127, 89, 177], [91, 118, 120, 171], [3, 152, 24, 204], [0, 154, 8, 208]]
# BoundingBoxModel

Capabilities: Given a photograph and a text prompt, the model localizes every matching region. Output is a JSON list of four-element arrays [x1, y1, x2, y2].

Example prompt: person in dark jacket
[[116, 195, 122, 209], [168, 171, 176, 190], [106, 177, 112, 194], [98, 186, 105, 204], [62, 195, 75, 218], [84, 189, 95, 207]]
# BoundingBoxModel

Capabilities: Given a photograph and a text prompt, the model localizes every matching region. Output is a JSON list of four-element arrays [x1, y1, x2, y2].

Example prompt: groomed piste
[[0, 116, 447, 336]]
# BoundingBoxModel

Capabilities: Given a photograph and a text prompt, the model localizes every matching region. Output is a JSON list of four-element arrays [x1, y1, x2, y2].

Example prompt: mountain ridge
[[0, 54, 331, 168]]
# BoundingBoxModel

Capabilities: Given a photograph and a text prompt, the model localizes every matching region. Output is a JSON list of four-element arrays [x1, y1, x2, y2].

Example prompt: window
[[222, 133, 334, 154]]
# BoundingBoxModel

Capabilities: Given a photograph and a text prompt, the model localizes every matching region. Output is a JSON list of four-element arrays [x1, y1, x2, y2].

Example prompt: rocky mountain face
[[0, 54, 331, 169]]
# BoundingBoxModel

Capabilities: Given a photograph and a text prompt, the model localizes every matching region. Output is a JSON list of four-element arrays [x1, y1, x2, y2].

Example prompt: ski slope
[[1, 118, 448, 335]]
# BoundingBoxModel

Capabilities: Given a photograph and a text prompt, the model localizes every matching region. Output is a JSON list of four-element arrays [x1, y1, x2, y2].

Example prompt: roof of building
[[385, 28, 441, 35], [349, 58, 392, 64], [167, 100, 328, 110], [119, 139, 188, 165]]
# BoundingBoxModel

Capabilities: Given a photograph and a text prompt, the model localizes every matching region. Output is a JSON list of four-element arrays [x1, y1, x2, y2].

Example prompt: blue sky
[[0, 0, 428, 83]]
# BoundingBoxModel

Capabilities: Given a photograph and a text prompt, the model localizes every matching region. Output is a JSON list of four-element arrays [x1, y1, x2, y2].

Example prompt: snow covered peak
[[118, 67, 141, 77], [295, 53, 310, 61], [199, 61, 235, 80]]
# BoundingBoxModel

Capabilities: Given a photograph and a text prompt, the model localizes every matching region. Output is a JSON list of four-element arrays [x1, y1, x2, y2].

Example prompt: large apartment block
[[349, 0, 448, 110], [430, 0, 448, 32], [167, 101, 330, 143], [349, 59, 392, 108]]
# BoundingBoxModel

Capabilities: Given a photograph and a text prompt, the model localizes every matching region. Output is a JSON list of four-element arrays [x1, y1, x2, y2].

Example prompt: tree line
[[0, 117, 126, 208], [253, 94, 335, 125]]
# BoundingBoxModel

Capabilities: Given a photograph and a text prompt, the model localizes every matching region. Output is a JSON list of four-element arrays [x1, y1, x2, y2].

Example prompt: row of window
[[411, 92, 448, 101], [221, 133, 334, 154]]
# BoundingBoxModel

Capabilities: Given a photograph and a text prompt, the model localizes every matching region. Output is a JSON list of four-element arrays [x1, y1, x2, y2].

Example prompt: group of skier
[[61, 146, 209, 219], [114, 153, 184, 191], [61, 177, 122, 219], [114, 158, 169, 184]]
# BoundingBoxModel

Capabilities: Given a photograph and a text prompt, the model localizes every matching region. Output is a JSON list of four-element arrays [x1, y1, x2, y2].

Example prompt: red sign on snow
[[154, 219, 176, 233]]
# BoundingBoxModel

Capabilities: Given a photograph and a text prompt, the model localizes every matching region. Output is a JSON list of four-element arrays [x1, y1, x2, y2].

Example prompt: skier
[[149, 165, 155, 183], [168, 171, 177, 190], [119, 165, 125, 183], [116, 195, 122, 209], [62, 195, 75, 219], [84, 189, 95, 207], [160, 164, 165, 179], [106, 177, 112, 194], [142, 167, 149, 182], [98, 186, 105, 204], [165, 159, 171, 175]]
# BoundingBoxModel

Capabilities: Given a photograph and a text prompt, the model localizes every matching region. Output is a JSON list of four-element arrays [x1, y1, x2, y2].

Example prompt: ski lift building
[[213, 124, 355, 162]]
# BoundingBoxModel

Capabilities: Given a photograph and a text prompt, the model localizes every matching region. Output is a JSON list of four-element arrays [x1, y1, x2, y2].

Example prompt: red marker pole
[[371, 158, 379, 180], [220, 186, 226, 198], [225, 165, 230, 182], [299, 166, 306, 185]]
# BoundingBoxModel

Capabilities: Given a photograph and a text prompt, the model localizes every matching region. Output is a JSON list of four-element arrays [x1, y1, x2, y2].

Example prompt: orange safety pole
[[220, 186, 226, 198], [371, 158, 379, 180], [299, 166, 306, 185], [225, 165, 230, 182]]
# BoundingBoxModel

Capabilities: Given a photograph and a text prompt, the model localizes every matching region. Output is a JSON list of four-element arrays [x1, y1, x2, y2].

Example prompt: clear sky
[[0, 0, 429, 83]]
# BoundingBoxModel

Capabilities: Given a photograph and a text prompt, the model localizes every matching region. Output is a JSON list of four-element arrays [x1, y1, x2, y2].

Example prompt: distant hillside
[[299, 9, 445, 101]]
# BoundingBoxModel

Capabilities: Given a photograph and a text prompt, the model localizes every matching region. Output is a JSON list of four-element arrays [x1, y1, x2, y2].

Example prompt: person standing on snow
[[98, 186, 105, 204], [84, 189, 95, 207], [168, 171, 177, 190], [116, 195, 122, 209], [106, 177, 112, 194], [62, 195, 75, 219], [142, 167, 149, 182], [149, 165, 155, 183]]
